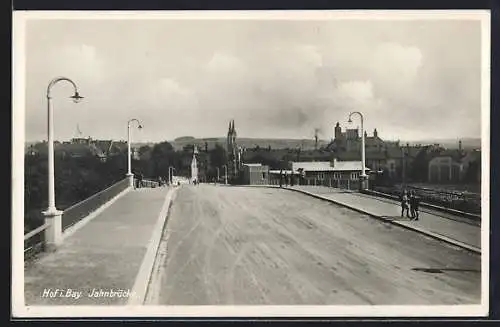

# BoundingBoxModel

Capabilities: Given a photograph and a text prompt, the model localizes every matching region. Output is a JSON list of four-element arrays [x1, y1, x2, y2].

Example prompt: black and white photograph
[[12, 10, 490, 318]]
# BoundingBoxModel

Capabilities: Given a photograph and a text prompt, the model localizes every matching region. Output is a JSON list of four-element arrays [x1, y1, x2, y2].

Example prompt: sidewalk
[[24, 186, 173, 305], [285, 186, 481, 253]]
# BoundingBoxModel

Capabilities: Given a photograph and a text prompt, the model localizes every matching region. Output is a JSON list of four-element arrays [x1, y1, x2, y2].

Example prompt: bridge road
[[150, 185, 480, 305]]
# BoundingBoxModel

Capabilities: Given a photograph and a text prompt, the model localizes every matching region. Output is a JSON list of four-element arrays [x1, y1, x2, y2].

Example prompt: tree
[[409, 147, 430, 182], [208, 143, 227, 169], [150, 141, 177, 179]]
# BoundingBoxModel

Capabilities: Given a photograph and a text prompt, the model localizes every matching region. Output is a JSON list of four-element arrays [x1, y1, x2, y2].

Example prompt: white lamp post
[[43, 77, 83, 250], [126, 118, 142, 187], [223, 164, 228, 185], [169, 166, 176, 185], [348, 111, 368, 190], [216, 167, 220, 184]]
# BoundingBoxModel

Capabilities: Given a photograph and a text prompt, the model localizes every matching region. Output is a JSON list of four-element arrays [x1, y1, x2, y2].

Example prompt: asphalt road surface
[[151, 184, 481, 305]]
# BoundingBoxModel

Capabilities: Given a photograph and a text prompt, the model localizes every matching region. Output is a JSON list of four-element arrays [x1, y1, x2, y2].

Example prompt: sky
[[22, 13, 485, 143]]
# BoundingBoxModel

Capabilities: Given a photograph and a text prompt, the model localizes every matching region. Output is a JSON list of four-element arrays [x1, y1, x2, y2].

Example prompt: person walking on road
[[410, 191, 420, 221], [401, 190, 410, 218]]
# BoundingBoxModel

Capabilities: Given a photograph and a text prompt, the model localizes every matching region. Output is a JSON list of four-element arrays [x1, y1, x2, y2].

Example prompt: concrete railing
[[138, 179, 160, 188], [24, 177, 131, 260], [62, 177, 130, 231], [24, 223, 50, 261]]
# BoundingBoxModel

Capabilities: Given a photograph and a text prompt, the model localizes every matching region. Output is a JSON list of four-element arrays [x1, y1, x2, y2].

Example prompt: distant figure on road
[[409, 191, 420, 220], [138, 172, 144, 188], [401, 190, 410, 218]]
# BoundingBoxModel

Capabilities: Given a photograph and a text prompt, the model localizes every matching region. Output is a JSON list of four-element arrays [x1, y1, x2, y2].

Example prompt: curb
[[283, 187, 481, 255], [127, 187, 177, 305]]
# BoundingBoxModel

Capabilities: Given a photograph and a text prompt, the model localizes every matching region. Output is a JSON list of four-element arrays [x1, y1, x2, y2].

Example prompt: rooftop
[[291, 160, 370, 172]]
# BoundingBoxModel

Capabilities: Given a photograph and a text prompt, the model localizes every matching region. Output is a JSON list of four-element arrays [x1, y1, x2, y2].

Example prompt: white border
[[12, 10, 491, 318]]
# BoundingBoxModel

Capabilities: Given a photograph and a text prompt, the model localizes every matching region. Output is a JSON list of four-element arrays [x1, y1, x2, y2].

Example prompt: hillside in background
[[166, 137, 331, 151], [27, 137, 481, 152], [402, 138, 481, 150]]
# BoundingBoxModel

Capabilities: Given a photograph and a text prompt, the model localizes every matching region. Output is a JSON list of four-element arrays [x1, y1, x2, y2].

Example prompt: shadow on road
[[380, 215, 414, 221], [412, 267, 481, 274]]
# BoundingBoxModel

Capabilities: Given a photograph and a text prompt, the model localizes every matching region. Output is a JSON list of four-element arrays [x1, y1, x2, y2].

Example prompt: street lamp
[[216, 167, 220, 184], [169, 166, 176, 185], [43, 76, 83, 250], [222, 164, 228, 185], [126, 118, 142, 187], [348, 111, 367, 190]]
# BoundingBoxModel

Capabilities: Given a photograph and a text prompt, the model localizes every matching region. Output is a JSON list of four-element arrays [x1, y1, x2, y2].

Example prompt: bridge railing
[[62, 177, 130, 231], [24, 177, 131, 260], [139, 179, 160, 188], [371, 185, 481, 216], [24, 222, 49, 261]]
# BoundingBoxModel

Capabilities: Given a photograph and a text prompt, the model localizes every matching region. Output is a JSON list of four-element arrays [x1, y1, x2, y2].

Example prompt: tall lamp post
[[44, 77, 83, 250], [222, 164, 228, 185], [169, 166, 176, 185], [126, 118, 142, 187], [348, 111, 368, 190], [216, 167, 220, 184]]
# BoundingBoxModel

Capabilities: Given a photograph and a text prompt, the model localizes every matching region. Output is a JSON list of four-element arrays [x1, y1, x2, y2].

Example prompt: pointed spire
[[232, 120, 235, 132]]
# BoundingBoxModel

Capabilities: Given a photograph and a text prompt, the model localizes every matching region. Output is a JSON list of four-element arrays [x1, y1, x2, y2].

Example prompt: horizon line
[[24, 135, 482, 144]]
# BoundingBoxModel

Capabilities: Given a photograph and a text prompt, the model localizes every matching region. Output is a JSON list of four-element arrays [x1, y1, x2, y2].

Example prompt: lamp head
[[138, 124, 143, 130], [70, 91, 84, 104], [348, 118, 352, 123]]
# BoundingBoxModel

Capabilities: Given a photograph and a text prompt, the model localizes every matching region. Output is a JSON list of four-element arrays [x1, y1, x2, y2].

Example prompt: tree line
[[24, 141, 229, 232]]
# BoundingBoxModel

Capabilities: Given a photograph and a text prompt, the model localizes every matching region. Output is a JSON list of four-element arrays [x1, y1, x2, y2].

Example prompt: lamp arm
[[47, 77, 78, 99]]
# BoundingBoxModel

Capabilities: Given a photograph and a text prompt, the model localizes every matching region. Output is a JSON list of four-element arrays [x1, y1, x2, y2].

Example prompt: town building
[[427, 144, 481, 183], [242, 163, 270, 185], [326, 122, 430, 182], [290, 159, 370, 181]]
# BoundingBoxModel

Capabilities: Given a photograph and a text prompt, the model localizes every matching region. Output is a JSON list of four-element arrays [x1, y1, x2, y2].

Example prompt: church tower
[[190, 145, 199, 183], [226, 120, 239, 178], [334, 122, 342, 141]]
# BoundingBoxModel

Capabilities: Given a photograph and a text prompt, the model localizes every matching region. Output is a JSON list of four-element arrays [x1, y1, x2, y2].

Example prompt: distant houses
[[240, 122, 481, 186], [26, 137, 129, 162]]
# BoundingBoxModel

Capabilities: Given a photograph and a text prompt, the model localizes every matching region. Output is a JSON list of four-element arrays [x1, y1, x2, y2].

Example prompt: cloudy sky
[[22, 13, 485, 143]]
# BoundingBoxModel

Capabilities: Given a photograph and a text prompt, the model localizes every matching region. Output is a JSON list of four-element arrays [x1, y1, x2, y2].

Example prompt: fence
[[62, 177, 131, 231], [24, 177, 132, 261], [24, 223, 49, 261], [269, 177, 360, 190], [139, 179, 160, 188], [372, 185, 481, 215]]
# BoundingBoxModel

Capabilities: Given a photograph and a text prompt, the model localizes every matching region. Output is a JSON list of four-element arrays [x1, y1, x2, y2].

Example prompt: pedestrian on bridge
[[409, 191, 420, 221], [401, 190, 410, 218]]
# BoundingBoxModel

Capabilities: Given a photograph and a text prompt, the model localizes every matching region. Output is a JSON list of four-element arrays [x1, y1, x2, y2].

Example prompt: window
[[318, 173, 325, 180], [262, 172, 266, 179], [351, 172, 360, 180], [333, 172, 341, 180]]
